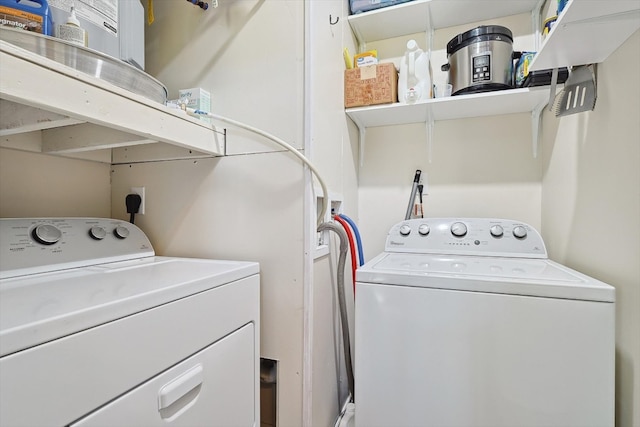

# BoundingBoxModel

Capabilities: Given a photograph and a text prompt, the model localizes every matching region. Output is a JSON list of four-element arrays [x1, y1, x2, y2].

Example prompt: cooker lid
[[447, 25, 513, 55]]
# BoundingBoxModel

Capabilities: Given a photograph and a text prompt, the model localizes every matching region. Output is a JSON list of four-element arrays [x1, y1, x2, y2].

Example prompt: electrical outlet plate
[[131, 187, 145, 215], [315, 193, 343, 259]]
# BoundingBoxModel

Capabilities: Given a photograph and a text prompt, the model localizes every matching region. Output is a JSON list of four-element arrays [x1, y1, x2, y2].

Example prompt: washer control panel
[[0, 218, 154, 279], [385, 218, 547, 258]]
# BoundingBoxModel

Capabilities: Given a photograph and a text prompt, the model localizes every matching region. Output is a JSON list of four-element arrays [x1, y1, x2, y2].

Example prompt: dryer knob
[[418, 224, 430, 236], [513, 225, 528, 239], [490, 225, 504, 237], [399, 225, 412, 236], [451, 222, 467, 237], [32, 224, 62, 245], [114, 225, 130, 239], [89, 226, 107, 240]]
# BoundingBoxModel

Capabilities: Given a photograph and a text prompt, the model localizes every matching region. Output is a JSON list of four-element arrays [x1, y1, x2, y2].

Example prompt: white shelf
[[348, 0, 540, 44], [346, 87, 550, 128], [530, 0, 640, 71], [0, 40, 225, 163]]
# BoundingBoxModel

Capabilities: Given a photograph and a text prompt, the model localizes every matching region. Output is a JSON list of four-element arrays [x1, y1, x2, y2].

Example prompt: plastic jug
[[0, 0, 53, 35], [398, 39, 432, 104]]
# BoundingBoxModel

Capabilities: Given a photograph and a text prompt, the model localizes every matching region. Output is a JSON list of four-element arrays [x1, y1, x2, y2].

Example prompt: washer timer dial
[[451, 222, 467, 237], [32, 224, 63, 245]]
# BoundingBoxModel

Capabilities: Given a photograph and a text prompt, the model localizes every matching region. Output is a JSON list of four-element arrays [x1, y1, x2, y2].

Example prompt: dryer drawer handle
[[158, 364, 204, 410]]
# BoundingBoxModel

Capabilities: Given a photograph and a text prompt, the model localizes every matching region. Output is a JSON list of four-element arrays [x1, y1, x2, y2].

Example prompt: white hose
[[185, 107, 329, 227]]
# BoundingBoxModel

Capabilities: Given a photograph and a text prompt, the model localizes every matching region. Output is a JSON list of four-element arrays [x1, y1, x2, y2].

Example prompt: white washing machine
[[355, 218, 615, 427], [0, 217, 260, 426]]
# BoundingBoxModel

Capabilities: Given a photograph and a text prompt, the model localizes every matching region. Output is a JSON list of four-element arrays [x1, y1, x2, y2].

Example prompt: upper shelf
[[0, 40, 224, 162], [529, 0, 640, 71], [347, 0, 540, 44], [346, 87, 550, 128]]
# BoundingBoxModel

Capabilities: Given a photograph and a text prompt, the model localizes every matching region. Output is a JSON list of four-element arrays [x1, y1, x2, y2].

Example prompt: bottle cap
[[67, 5, 81, 27]]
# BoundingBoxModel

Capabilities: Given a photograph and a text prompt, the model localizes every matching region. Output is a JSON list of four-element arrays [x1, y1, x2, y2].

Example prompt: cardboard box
[[344, 63, 398, 108]]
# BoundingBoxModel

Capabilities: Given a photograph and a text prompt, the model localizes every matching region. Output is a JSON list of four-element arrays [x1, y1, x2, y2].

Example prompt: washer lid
[[356, 252, 615, 303], [0, 257, 259, 357]]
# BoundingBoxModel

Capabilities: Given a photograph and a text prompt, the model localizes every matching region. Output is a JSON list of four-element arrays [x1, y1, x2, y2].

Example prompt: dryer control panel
[[0, 218, 154, 279], [385, 218, 547, 258]]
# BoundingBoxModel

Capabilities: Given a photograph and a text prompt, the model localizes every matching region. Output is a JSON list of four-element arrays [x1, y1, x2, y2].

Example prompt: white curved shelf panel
[[0, 40, 224, 163], [529, 0, 640, 71]]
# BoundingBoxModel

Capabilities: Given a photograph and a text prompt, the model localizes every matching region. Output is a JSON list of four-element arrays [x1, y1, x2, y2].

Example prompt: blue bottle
[[0, 0, 54, 36]]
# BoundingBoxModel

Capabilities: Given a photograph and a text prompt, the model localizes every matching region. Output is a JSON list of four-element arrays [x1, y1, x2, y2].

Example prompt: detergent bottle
[[0, 0, 53, 35], [398, 39, 432, 104]]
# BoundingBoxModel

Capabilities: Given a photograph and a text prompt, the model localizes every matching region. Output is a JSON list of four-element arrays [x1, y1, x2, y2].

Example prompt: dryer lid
[[0, 257, 259, 357]]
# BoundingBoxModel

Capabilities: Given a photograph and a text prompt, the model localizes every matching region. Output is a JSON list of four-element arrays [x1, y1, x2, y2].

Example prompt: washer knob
[[451, 222, 467, 237], [418, 224, 430, 236], [114, 225, 130, 239], [490, 225, 504, 237], [89, 226, 107, 240], [399, 224, 411, 236], [32, 224, 62, 245], [513, 225, 528, 239]]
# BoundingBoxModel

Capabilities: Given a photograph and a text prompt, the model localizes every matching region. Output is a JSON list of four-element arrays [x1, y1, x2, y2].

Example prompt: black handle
[[413, 170, 422, 183]]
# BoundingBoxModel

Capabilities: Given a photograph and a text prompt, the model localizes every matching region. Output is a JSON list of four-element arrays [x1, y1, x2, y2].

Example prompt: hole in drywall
[[260, 358, 277, 427]]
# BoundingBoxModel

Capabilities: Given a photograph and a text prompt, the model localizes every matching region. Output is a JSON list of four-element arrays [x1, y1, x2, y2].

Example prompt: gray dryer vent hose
[[317, 221, 355, 402]]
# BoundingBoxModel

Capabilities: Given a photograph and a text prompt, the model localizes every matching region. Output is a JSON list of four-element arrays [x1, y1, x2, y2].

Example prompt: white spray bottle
[[398, 39, 432, 104]]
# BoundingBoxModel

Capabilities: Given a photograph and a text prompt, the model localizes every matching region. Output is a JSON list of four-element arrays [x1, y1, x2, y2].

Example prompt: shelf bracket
[[547, 67, 559, 112], [359, 125, 366, 168], [531, 100, 546, 159], [426, 113, 434, 164], [532, 0, 545, 51], [347, 114, 366, 168], [425, 3, 433, 53]]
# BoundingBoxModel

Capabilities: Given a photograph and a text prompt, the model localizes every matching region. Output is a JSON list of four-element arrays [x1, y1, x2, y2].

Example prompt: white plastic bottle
[[56, 4, 87, 48], [398, 40, 432, 104]]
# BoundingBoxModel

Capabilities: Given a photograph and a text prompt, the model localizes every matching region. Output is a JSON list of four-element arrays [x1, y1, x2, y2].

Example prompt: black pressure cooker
[[441, 25, 520, 96]]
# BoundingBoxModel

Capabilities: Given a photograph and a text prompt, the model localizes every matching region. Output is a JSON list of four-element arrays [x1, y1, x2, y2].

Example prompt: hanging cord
[[184, 107, 329, 227], [333, 215, 358, 292], [338, 214, 364, 266], [317, 221, 355, 404]]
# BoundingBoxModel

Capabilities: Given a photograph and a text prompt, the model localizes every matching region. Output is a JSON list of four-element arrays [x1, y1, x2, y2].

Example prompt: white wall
[[110, 152, 306, 425], [358, 14, 541, 258], [541, 31, 640, 427], [136, 1, 308, 425], [308, 0, 360, 425], [0, 146, 111, 218]]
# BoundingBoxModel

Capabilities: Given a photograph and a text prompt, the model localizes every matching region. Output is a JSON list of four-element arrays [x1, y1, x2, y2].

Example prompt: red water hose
[[334, 215, 357, 294]]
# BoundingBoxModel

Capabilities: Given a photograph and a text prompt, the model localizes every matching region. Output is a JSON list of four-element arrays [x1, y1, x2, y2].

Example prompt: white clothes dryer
[[0, 218, 260, 426], [355, 218, 615, 427]]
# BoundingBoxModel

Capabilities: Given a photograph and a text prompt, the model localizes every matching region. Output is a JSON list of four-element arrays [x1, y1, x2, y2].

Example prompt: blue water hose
[[338, 214, 365, 266]]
